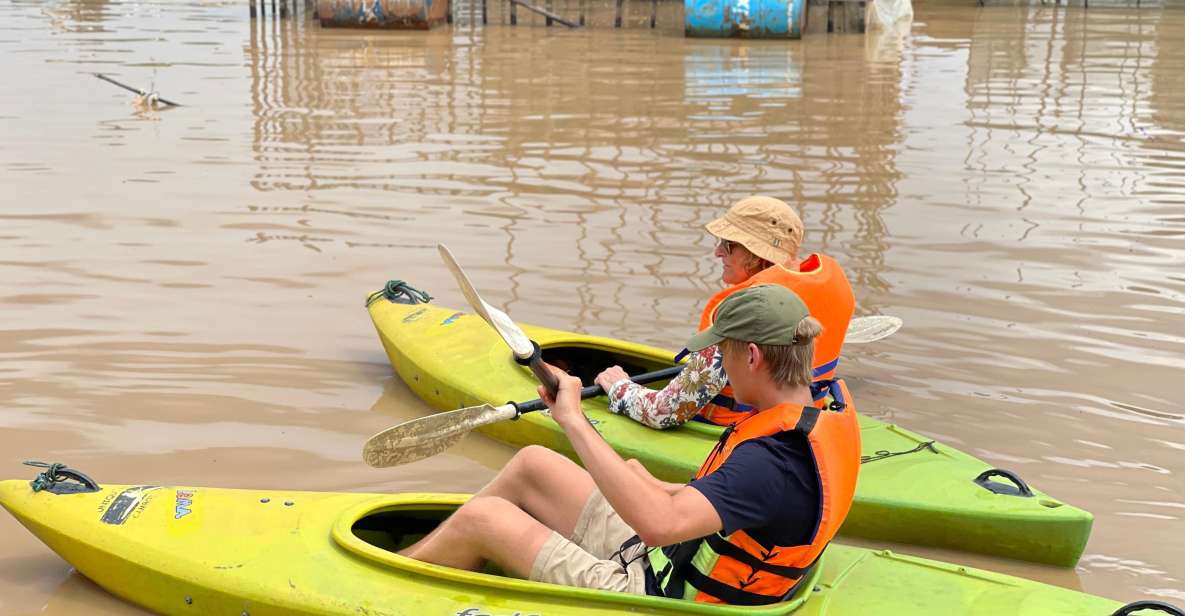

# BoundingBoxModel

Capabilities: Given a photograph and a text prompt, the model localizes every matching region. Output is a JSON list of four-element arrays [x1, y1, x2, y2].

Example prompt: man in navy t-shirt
[[689, 430, 819, 549], [399, 285, 857, 605]]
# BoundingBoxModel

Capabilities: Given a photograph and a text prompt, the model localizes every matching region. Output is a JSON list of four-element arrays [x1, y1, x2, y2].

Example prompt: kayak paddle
[[844, 315, 902, 344], [438, 244, 559, 396], [362, 365, 682, 468]]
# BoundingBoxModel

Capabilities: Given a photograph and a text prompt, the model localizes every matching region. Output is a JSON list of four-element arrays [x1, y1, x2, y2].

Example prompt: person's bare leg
[[475, 445, 596, 537], [400, 446, 596, 557], [399, 495, 553, 577]]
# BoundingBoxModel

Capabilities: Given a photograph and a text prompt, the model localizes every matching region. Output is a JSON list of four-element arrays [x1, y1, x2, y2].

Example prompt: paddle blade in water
[[362, 403, 517, 468], [845, 315, 903, 344], [438, 244, 534, 359]]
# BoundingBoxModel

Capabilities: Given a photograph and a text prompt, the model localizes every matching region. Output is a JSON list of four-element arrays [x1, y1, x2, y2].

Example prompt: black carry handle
[[973, 468, 1034, 497], [513, 365, 684, 415], [1110, 601, 1185, 616]]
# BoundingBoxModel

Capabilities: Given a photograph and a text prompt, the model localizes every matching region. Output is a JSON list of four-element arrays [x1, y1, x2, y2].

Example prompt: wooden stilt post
[[260, 0, 266, 18], [579, 0, 585, 26], [546, 0, 553, 25], [250, 0, 257, 18], [482, 0, 488, 24], [615, 0, 623, 27], [511, 0, 517, 25], [280, 0, 289, 18], [650, 0, 657, 28], [271, 0, 277, 17]]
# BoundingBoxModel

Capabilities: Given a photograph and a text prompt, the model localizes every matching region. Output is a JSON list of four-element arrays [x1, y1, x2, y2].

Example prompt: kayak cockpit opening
[[539, 345, 673, 388], [336, 495, 810, 613], [350, 504, 509, 576], [351, 506, 446, 553]]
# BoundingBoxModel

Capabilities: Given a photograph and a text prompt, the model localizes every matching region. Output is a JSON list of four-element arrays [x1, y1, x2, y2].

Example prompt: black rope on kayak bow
[[23, 460, 101, 494], [366, 280, 432, 307], [861, 441, 937, 465], [25, 460, 70, 492]]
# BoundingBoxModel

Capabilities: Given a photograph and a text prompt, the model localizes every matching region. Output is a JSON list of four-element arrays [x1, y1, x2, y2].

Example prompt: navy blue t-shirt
[[688, 431, 820, 547]]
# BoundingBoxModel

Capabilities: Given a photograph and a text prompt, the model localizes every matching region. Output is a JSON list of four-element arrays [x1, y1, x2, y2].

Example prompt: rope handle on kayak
[[1110, 600, 1185, 616], [973, 468, 1033, 497], [366, 280, 432, 307], [24, 460, 101, 494], [861, 440, 936, 464]]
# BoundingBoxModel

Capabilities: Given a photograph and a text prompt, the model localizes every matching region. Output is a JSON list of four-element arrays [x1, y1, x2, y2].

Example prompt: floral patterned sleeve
[[605, 346, 728, 430]]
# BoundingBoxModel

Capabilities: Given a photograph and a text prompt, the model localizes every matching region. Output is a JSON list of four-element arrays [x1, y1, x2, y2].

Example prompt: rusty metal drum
[[317, 0, 449, 29], [684, 0, 807, 38]]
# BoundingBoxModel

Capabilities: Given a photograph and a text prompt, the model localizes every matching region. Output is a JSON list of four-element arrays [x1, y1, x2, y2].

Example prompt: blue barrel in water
[[317, 0, 449, 29], [684, 0, 807, 38]]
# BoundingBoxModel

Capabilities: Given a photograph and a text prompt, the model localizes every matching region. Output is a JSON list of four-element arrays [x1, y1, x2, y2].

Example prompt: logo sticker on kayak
[[175, 489, 196, 519], [456, 609, 540, 616], [100, 486, 161, 525], [440, 312, 464, 326], [402, 308, 428, 323]]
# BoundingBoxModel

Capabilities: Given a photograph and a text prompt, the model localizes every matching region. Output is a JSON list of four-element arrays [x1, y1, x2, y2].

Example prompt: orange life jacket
[[695, 254, 855, 425], [646, 381, 862, 605]]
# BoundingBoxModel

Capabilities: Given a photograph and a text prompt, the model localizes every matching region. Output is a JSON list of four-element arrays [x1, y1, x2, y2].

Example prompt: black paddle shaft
[[512, 365, 684, 415]]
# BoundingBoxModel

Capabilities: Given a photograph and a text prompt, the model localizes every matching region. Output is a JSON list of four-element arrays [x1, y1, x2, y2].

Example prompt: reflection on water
[[1, 0, 1184, 613], [244, 19, 901, 334]]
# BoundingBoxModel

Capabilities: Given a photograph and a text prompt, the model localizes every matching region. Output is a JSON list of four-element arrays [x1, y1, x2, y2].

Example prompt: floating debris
[[93, 73, 181, 108]]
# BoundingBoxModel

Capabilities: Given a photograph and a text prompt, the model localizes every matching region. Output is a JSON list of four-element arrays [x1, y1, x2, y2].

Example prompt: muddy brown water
[[1, 0, 1183, 613]]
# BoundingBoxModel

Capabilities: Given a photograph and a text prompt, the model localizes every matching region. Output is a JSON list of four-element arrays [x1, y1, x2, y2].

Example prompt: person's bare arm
[[625, 458, 684, 495], [542, 366, 722, 546]]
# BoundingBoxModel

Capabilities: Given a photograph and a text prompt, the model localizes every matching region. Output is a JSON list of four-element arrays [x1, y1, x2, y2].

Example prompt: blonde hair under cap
[[704, 196, 804, 265]]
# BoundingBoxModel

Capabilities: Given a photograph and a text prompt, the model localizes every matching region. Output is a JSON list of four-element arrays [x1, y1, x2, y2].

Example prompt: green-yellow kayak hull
[[368, 296, 1093, 567], [0, 479, 1122, 615]]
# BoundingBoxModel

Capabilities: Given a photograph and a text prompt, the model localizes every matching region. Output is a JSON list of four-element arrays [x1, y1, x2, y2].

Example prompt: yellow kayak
[[2, 468, 1168, 616]]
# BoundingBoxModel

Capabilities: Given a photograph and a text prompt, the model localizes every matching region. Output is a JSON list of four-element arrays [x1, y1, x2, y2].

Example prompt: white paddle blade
[[845, 315, 903, 344], [438, 244, 535, 359], [363, 403, 517, 468]]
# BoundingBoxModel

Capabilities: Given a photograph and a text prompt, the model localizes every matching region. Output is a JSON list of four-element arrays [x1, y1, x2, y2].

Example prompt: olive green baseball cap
[[685, 285, 810, 352]]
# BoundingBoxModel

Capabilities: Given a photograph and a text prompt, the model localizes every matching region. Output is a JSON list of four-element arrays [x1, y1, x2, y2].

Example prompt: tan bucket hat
[[705, 196, 804, 265]]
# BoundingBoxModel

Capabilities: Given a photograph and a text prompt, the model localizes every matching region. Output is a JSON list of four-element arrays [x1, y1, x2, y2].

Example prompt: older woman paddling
[[593, 196, 856, 428]]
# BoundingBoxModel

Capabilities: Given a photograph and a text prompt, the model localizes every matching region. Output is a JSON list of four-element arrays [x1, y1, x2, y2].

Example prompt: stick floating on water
[[93, 73, 181, 107]]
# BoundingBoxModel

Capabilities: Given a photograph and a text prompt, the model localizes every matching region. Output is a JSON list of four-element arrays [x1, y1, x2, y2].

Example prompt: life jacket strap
[[704, 534, 814, 578], [812, 357, 839, 378], [809, 379, 847, 410], [657, 539, 703, 599], [680, 564, 808, 606], [710, 394, 754, 413]]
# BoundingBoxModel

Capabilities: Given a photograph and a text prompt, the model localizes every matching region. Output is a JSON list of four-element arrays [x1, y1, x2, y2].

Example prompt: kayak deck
[[369, 297, 1093, 566], [0, 480, 1122, 615]]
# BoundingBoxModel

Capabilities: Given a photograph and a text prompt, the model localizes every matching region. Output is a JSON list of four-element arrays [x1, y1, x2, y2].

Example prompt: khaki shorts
[[529, 489, 649, 595]]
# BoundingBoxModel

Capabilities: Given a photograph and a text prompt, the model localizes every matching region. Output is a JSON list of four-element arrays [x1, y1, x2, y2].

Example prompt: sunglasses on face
[[717, 238, 738, 255]]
